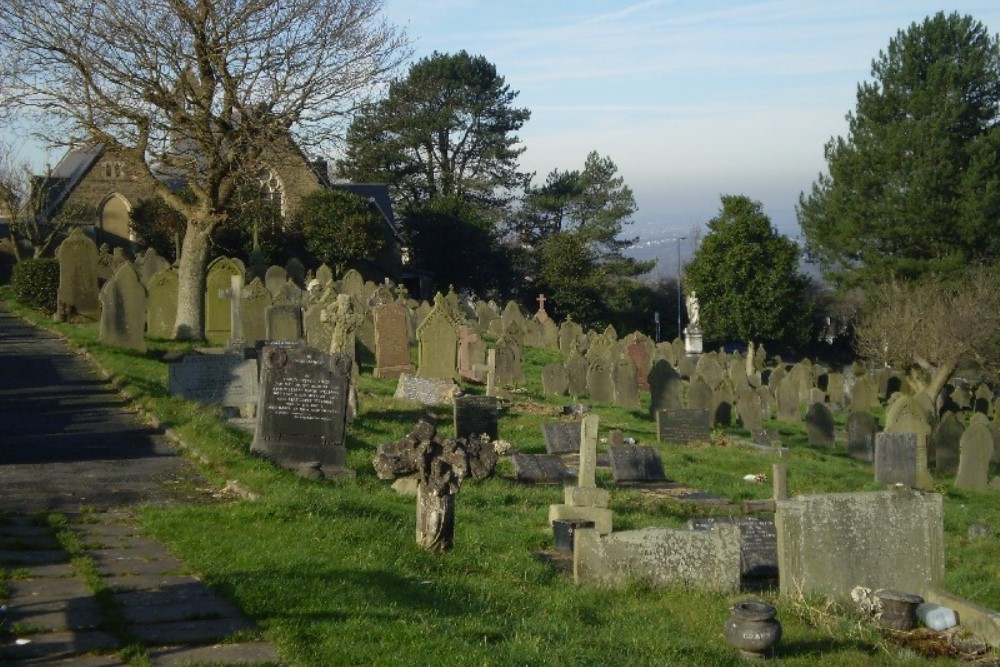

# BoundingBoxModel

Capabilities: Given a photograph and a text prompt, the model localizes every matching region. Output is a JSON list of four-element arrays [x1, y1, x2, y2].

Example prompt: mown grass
[[3, 292, 997, 666]]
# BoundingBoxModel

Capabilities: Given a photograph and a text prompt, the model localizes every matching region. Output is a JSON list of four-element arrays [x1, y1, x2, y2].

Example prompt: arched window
[[98, 194, 133, 245]]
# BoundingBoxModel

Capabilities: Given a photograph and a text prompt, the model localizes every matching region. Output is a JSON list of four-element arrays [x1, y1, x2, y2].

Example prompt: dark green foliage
[[296, 189, 388, 275], [11, 257, 59, 312], [798, 12, 1000, 288], [686, 195, 812, 347], [129, 194, 188, 261]]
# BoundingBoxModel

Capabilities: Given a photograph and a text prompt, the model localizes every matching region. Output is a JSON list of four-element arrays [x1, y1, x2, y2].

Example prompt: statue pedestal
[[684, 326, 703, 356]]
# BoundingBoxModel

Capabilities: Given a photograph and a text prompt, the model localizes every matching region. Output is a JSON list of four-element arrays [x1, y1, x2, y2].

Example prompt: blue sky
[[385, 1, 1000, 243]]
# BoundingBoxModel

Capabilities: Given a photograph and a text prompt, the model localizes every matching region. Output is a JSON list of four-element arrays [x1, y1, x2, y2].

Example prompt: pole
[[676, 237, 686, 340]]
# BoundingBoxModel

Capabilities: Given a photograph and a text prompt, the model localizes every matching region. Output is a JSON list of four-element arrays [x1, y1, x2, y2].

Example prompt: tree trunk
[[921, 361, 957, 409], [172, 221, 212, 340]]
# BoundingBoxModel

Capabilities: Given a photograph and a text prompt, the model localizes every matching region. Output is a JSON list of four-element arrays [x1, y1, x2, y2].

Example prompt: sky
[[383, 0, 1000, 251]]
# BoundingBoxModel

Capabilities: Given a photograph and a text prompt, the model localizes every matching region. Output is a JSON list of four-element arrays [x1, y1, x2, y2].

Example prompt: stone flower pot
[[724, 600, 782, 660], [876, 590, 924, 631]]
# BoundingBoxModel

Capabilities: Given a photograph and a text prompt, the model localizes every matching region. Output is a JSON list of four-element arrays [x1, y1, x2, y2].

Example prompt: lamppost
[[676, 236, 686, 340]]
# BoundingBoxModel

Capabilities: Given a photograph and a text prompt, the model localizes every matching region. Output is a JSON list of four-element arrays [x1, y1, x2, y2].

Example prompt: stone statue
[[685, 291, 701, 328]]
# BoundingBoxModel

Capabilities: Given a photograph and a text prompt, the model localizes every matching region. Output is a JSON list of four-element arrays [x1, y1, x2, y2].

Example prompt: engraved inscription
[[267, 375, 340, 421]]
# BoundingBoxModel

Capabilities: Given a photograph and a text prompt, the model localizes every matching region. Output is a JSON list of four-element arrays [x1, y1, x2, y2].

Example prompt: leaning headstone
[[955, 422, 994, 491], [805, 402, 835, 448], [846, 411, 879, 462], [169, 352, 258, 412], [875, 432, 918, 487], [542, 422, 582, 455], [145, 268, 178, 339], [416, 295, 459, 380], [98, 262, 147, 352], [656, 409, 711, 444], [250, 344, 354, 479], [931, 412, 964, 476], [511, 453, 569, 484], [694, 354, 725, 390], [453, 395, 499, 442], [393, 373, 458, 406], [688, 516, 778, 582], [56, 227, 100, 318], [373, 302, 414, 380], [608, 445, 667, 483], [647, 359, 683, 416], [542, 363, 569, 396]]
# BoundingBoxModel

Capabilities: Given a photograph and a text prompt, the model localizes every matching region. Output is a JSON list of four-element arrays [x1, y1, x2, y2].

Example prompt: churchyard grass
[[3, 292, 996, 665]]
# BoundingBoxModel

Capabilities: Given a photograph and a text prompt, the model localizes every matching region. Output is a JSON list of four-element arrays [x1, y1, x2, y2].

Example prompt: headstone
[[688, 516, 778, 581], [285, 257, 306, 287], [453, 395, 499, 442], [548, 415, 612, 534], [558, 318, 584, 355], [97, 262, 147, 352], [264, 265, 288, 297], [625, 335, 651, 391], [169, 352, 258, 411], [565, 353, 589, 397], [373, 302, 414, 379], [250, 344, 353, 479], [542, 363, 569, 396], [737, 391, 765, 432], [655, 409, 711, 444], [145, 268, 178, 339], [776, 377, 800, 422], [955, 422, 994, 491], [265, 304, 303, 342], [931, 412, 963, 476], [612, 357, 641, 410], [494, 335, 524, 386], [886, 401, 933, 490], [711, 382, 735, 427], [542, 422, 582, 455], [875, 432, 918, 487], [457, 325, 486, 382], [315, 264, 334, 288], [204, 257, 244, 344], [474, 300, 495, 334], [416, 295, 459, 380], [239, 278, 271, 345], [694, 355, 725, 390], [135, 248, 170, 286], [851, 375, 879, 414], [805, 402, 835, 448], [340, 268, 365, 302], [608, 445, 667, 483], [587, 358, 615, 404], [687, 377, 713, 412], [511, 453, 569, 484], [846, 411, 879, 462], [647, 359, 683, 416], [393, 373, 459, 406], [56, 227, 100, 318]]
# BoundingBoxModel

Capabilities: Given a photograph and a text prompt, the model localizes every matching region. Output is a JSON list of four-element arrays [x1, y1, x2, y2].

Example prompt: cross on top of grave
[[535, 293, 550, 322]]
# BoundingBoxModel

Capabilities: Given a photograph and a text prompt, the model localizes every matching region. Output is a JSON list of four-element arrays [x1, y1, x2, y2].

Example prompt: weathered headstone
[[688, 516, 777, 581], [931, 412, 964, 476], [373, 302, 414, 380], [457, 325, 486, 382], [264, 265, 288, 297], [656, 409, 711, 444], [548, 415, 613, 534], [625, 335, 651, 392], [416, 295, 459, 380], [494, 334, 524, 386], [612, 357, 641, 410], [145, 268, 178, 339], [687, 376, 713, 412], [169, 352, 258, 412], [805, 402, 835, 448], [265, 304, 303, 342], [98, 262, 147, 352], [565, 353, 589, 397], [711, 382, 735, 427], [240, 277, 271, 345], [586, 358, 615, 404], [846, 411, 879, 462], [393, 373, 458, 406], [204, 257, 244, 344], [56, 227, 100, 318], [737, 391, 765, 432], [694, 354, 725, 390], [851, 375, 879, 414], [776, 377, 800, 422], [542, 422, 582, 455], [608, 445, 667, 483], [453, 395, 499, 442], [955, 422, 994, 491], [512, 453, 569, 484], [542, 363, 570, 396], [886, 400, 933, 490], [875, 432, 918, 487], [647, 359, 683, 416], [135, 248, 170, 286], [250, 344, 353, 479]]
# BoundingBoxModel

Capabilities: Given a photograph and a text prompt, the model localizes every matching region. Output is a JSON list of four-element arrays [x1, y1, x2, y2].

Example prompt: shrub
[[11, 258, 59, 313]]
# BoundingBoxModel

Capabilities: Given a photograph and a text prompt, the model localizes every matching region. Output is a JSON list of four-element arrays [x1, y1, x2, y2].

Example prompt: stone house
[[36, 141, 417, 288]]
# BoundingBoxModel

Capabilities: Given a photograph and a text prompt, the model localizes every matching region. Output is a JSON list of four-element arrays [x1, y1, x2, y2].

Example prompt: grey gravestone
[[625, 336, 651, 392], [846, 411, 879, 462], [712, 383, 735, 427], [648, 359, 683, 416], [687, 376, 713, 412], [565, 353, 589, 397], [494, 335, 524, 386], [416, 296, 459, 380], [135, 248, 170, 286], [656, 409, 710, 444], [264, 265, 288, 297], [98, 263, 147, 352], [265, 304, 303, 342], [542, 363, 569, 396], [587, 358, 615, 404], [609, 445, 667, 483], [457, 325, 485, 382], [240, 278, 271, 345], [737, 391, 764, 432], [776, 377, 800, 422], [56, 228, 100, 318], [805, 402, 835, 448], [955, 422, 993, 491], [688, 516, 777, 580], [393, 373, 458, 406], [315, 264, 333, 288], [851, 375, 879, 414], [250, 344, 353, 478], [875, 432, 918, 487], [204, 257, 244, 345], [453, 395, 499, 442], [543, 422, 582, 455], [373, 302, 414, 380], [145, 268, 178, 339], [559, 319, 584, 354], [169, 353, 258, 409], [612, 357, 641, 410], [285, 257, 306, 287], [694, 355, 725, 390], [511, 453, 569, 484], [932, 412, 964, 476]]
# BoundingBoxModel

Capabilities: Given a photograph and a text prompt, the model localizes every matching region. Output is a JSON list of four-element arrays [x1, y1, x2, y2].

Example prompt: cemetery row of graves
[[9, 231, 999, 663]]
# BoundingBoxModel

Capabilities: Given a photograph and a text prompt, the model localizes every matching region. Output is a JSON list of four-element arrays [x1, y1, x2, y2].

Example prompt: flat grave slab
[[512, 453, 570, 484], [608, 445, 667, 483]]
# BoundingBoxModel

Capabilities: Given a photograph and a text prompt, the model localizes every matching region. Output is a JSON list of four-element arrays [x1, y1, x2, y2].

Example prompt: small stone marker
[[875, 432, 918, 487], [511, 453, 569, 484], [250, 344, 353, 479], [688, 516, 778, 581], [608, 445, 667, 483], [393, 373, 458, 406], [542, 422, 582, 455], [453, 395, 499, 442], [656, 408, 710, 444]]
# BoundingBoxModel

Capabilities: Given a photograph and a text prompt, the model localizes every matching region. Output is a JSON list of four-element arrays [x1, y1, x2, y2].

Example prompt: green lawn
[[4, 296, 998, 666]]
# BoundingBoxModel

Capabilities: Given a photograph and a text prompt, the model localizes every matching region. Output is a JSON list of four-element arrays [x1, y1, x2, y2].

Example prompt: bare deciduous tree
[[855, 270, 1000, 404], [0, 147, 79, 260], [0, 0, 407, 338]]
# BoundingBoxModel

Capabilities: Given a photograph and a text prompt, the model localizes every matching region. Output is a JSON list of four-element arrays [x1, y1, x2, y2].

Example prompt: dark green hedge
[[11, 258, 59, 313]]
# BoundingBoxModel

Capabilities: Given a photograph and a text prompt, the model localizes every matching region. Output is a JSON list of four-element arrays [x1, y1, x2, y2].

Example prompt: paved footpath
[[0, 303, 280, 665]]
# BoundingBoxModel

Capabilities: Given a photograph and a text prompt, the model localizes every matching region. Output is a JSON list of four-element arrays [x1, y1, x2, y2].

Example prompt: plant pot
[[724, 600, 782, 660], [876, 590, 924, 631]]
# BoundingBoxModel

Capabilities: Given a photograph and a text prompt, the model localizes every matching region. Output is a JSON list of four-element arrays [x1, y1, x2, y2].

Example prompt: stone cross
[[535, 293, 549, 322], [218, 274, 245, 345]]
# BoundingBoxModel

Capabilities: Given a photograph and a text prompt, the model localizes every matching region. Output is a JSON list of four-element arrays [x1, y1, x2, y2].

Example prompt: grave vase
[[724, 600, 782, 660], [876, 590, 923, 631]]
